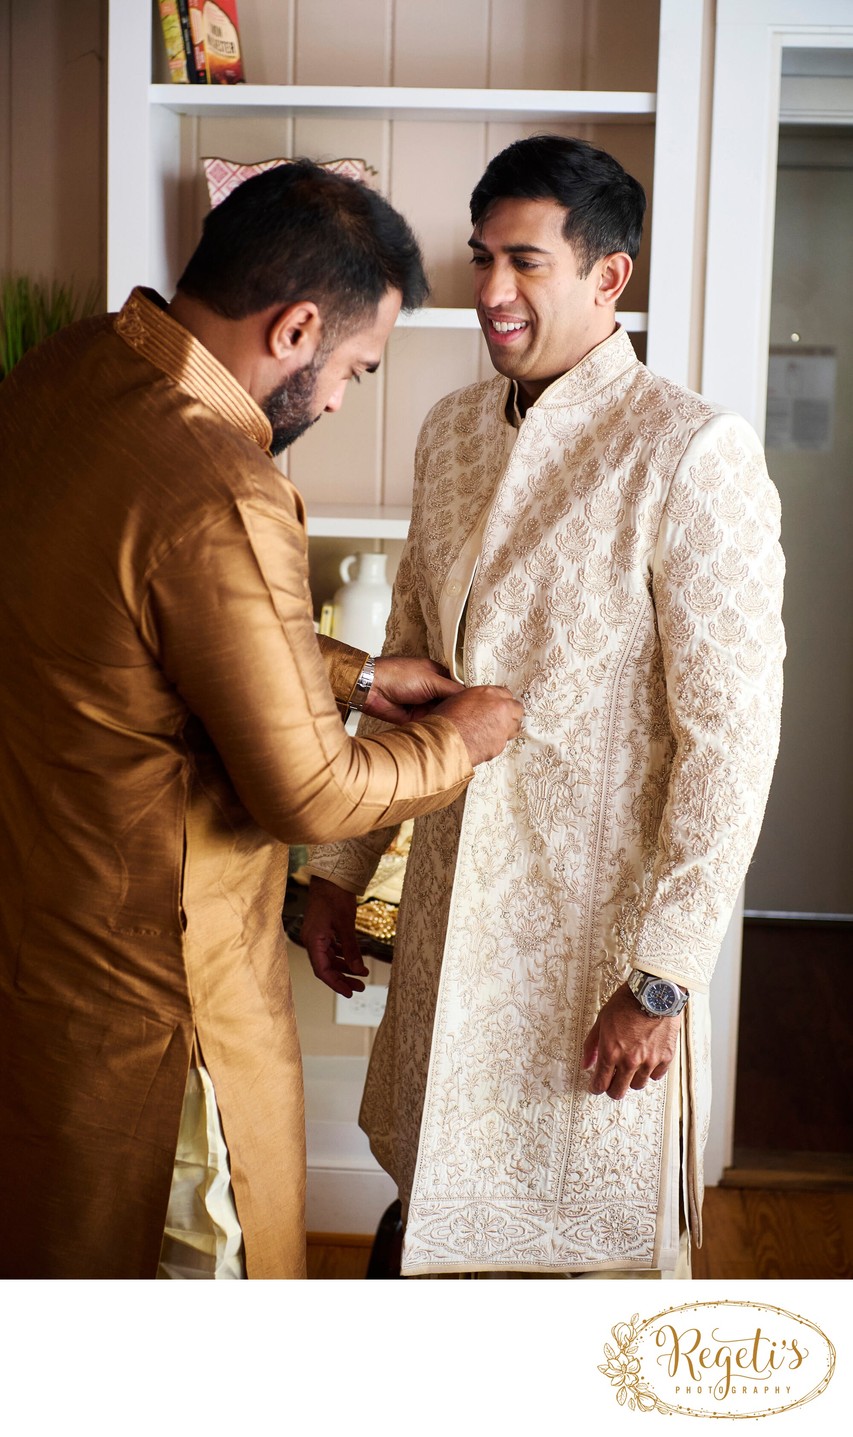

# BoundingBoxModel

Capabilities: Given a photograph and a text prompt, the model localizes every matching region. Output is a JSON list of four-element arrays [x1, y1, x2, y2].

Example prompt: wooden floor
[[691, 1186, 853, 1279], [307, 1232, 372, 1280], [307, 1185, 853, 1279]]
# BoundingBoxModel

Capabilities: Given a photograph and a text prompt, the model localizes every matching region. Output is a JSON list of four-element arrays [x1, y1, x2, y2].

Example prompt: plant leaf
[[0, 273, 100, 378]]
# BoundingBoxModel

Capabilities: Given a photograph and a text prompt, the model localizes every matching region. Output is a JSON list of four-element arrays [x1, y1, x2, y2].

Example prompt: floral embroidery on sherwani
[[309, 327, 784, 1275]]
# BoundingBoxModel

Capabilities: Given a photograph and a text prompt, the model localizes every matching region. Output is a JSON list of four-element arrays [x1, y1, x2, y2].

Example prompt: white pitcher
[[331, 552, 392, 653]]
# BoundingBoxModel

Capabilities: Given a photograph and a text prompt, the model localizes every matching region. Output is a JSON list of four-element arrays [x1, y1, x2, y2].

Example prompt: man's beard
[[262, 357, 322, 456]]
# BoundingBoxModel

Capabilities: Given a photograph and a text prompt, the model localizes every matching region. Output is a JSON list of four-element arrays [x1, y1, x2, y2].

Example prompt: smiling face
[[469, 196, 630, 409]]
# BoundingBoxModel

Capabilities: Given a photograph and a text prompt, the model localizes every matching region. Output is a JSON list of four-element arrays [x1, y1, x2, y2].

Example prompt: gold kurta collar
[[115, 288, 273, 451]]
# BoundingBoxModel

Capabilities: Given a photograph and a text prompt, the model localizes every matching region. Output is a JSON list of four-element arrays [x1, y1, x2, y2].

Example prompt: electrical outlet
[[334, 984, 388, 1027]]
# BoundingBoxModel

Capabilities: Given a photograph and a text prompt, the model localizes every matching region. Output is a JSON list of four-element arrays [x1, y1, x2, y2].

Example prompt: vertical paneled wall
[[233, 0, 659, 91], [0, 0, 105, 298]]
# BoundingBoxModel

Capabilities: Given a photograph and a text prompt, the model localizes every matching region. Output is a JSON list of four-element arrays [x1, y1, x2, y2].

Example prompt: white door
[[703, 0, 853, 1182]]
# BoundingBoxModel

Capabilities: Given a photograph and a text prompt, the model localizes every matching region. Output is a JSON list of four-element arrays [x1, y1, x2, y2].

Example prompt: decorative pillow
[[202, 155, 379, 208]]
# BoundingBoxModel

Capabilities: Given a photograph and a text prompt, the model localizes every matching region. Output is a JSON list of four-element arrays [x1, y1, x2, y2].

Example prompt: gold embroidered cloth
[[309, 327, 785, 1275]]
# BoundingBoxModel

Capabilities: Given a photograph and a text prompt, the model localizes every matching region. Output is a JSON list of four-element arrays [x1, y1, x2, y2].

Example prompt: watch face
[[643, 980, 680, 1015]]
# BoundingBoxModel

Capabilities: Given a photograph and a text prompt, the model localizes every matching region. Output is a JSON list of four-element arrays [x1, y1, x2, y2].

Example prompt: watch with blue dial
[[627, 969, 689, 1018]]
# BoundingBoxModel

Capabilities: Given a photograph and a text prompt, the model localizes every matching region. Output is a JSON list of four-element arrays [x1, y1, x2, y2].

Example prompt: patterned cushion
[[202, 155, 379, 208]]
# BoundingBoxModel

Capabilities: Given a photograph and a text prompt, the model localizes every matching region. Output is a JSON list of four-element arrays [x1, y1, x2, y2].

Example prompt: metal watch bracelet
[[627, 968, 689, 1019], [349, 655, 375, 711]]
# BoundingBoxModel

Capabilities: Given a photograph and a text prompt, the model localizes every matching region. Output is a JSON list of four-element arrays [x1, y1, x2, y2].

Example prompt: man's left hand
[[581, 981, 682, 1101], [362, 657, 464, 724]]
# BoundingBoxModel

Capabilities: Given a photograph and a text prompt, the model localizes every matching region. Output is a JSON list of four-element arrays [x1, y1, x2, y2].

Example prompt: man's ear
[[595, 252, 633, 308], [266, 301, 323, 367]]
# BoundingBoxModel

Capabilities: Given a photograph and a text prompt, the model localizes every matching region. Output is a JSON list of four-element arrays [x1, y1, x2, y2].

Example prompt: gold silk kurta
[[309, 327, 785, 1275], [0, 289, 472, 1279]]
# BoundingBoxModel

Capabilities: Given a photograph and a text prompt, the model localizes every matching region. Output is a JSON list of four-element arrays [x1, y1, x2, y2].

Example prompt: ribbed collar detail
[[114, 288, 273, 451]]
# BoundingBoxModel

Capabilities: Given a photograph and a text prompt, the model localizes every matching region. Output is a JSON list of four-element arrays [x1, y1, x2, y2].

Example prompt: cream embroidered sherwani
[[0, 288, 473, 1279], [309, 327, 785, 1276]]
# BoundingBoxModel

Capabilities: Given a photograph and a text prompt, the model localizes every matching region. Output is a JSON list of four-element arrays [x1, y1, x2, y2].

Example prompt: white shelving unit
[[307, 505, 411, 540], [105, 1, 722, 1212], [108, 1, 704, 540], [148, 82, 656, 122]]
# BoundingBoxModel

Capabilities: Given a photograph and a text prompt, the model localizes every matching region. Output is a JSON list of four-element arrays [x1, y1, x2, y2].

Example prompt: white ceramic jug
[[331, 552, 392, 653]]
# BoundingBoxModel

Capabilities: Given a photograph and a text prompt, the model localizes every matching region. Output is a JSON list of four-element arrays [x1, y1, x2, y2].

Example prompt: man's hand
[[301, 877, 368, 997], [362, 657, 464, 723], [359, 659, 523, 764], [430, 685, 523, 766], [581, 981, 682, 1101]]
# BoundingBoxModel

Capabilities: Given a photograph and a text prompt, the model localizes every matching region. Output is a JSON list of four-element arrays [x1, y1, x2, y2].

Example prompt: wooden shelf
[[150, 83, 656, 124]]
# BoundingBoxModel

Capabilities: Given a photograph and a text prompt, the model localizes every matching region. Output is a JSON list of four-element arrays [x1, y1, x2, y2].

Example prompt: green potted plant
[[0, 276, 100, 379]]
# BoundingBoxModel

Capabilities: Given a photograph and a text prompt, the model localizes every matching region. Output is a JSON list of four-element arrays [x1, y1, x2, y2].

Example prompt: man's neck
[[168, 292, 232, 367], [168, 291, 265, 400], [515, 320, 620, 415]]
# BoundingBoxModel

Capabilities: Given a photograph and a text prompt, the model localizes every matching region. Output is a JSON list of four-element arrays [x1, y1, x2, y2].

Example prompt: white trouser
[[156, 1064, 245, 1280]]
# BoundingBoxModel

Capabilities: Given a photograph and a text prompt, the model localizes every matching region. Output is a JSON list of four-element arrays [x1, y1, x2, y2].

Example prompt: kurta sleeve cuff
[[305, 866, 367, 896], [628, 962, 701, 996], [307, 820, 396, 894], [317, 635, 369, 717]]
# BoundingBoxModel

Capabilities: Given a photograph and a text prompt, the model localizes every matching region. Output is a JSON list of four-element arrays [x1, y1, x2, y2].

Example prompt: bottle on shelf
[[331, 553, 392, 654]]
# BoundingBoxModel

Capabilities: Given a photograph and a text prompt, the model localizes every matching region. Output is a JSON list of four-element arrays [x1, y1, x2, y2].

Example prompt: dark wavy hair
[[470, 135, 646, 277], [178, 159, 429, 333]]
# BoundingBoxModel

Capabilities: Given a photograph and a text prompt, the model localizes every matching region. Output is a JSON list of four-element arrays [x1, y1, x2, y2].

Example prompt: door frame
[[702, 0, 853, 1183]]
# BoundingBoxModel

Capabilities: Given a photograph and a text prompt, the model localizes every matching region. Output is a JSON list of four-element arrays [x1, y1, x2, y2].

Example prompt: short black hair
[[177, 159, 429, 333], [470, 135, 646, 277]]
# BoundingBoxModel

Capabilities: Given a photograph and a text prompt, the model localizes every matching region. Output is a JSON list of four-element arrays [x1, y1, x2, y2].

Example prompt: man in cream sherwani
[[304, 135, 785, 1277]]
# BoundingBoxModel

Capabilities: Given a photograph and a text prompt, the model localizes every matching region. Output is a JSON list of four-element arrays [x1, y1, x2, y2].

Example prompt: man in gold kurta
[[305, 138, 785, 1277], [0, 162, 522, 1278]]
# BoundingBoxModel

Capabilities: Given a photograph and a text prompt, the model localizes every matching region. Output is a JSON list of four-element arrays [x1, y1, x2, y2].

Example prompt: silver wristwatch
[[628, 969, 689, 1019], [349, 655, 375, 711]]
